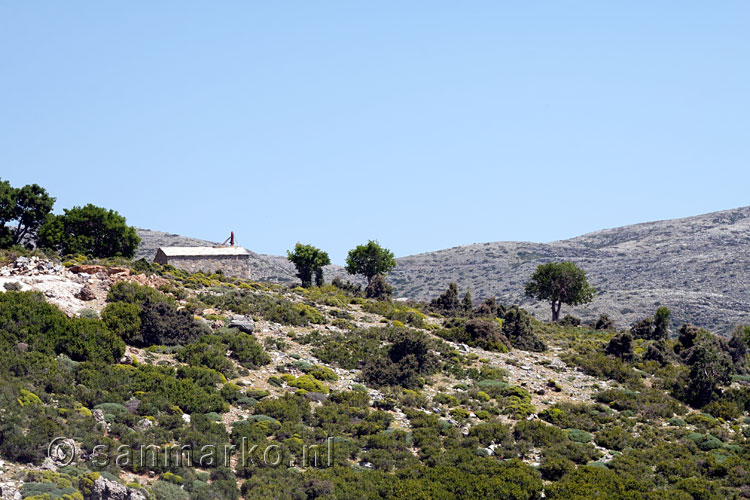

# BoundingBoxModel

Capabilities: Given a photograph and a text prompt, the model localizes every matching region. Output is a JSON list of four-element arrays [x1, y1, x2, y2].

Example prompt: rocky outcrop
[[229, 316, 255, 334], [83, 476, 146, 500]]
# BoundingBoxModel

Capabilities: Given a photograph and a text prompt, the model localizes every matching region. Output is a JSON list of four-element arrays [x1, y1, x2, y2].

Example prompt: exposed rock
[[69, 264, 108, 275], [16, 343, 27, 353], [77, 284, 97, 301], [124, 399, 140, 414], [84, 476, 146, 500], [0, 483, 22, 500], [181, 413, 191, 424], [136, 418, 153, 431], [92, 409, 106, 427], [304, 392, 329, 403], [229, 316, 255, 334]]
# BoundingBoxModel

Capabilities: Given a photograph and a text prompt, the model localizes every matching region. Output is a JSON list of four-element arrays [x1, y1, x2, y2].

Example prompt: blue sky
[[2, 2, 748, 263]]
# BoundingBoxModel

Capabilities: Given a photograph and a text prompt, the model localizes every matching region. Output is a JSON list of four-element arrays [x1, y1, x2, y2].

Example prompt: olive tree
[[287, 243, 331, 288], [524, 261, 595, 322], [37, 204, 140, 258], [345, 240, 396, 285], [0, 178, 55, 248]]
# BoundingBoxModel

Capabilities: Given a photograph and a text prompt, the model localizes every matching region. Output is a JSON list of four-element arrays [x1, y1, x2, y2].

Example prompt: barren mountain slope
[[390, 206, 750, 334]]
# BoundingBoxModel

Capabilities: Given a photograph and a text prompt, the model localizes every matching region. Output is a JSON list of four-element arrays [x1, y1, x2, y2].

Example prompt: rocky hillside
[[137, 206, 750, 334], [390, 206, 750, 334]]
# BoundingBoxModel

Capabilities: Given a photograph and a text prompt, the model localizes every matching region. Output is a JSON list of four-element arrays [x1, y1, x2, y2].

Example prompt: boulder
[[69, 265, 108, 275], [136, 418, 153, 431], [77, 284, 97, 301], [84, 476, 146, 500], [229, 316, 255, 334]]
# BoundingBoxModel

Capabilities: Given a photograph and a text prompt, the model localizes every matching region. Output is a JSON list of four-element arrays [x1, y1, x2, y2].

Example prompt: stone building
[[154, 246, 251, 278]]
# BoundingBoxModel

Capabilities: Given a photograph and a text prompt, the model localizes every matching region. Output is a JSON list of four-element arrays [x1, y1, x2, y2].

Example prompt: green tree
[[462, 291, 473, 314], [286, 243, 331, 288], [0, 179, 55, 248], [430, 282, 461, 315], [345, 240, 396, 285], [524, 261, 595, 322], [653, 306, 671, 340], [682, 340, 733, 407], [37, 203, 140, 258]]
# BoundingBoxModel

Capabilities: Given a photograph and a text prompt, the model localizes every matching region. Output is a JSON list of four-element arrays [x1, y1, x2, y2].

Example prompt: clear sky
[[2, 2, 748, 263]]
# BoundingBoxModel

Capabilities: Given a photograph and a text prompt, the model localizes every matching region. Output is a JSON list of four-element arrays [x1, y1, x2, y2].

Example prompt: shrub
[[687, 433, 723, 451], [605, 332, 634, 362], [286, 374, 330, 394], [559, 315, 581, 327], [502, 306, 546, 352], [199, 289, 325, 326], [101, 302, 142, 341], [429, 283, 463, 316], [514, 420, 566, 447], [594, 426, 630, 451], [567, 429, 593, 443], [150, 480, 189, 500], [594, 314, 615, 331], [224, 331, 271, 369], [107, 281, 173, 307], [365, 274, 393, 300], [306, 365, 338, 381], [139, 301, 208, 347], [540, 456, 575, 481], [61, 317, 126, 364], [465, 319, 511, 352], [539, 408, 570, 428], [361, 330, 439, 389]]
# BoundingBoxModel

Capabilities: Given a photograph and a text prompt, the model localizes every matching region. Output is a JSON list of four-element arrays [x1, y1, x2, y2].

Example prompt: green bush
[[139, 301, 208, 347], [101, 302, 142, 341], [107, 281, 172, 307], [687, 433, 723, 451], [150, 480, 189, 500], [361, 329, 439, 389], [567, 429, 593, 443], [38, 203, 140, 258]]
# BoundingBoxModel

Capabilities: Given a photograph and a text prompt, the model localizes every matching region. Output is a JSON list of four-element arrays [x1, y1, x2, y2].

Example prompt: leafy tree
[[345, 240, 396, 285], [0, 179, 55, 248], [729, 325, 748, 373], [38, 203, 140, 258], [461, 291, 473, 314], [653, 306, 671, 340], [524, 261, 595, 322], [681, 340, 733, 407], [429, 283, 461, 315], [286, 243, 331, 288]]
